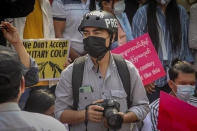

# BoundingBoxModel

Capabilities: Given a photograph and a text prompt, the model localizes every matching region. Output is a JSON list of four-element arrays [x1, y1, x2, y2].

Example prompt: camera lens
[[105, 109, 123, 130], [108, 114, 120, 125], [95, 99, 123, 130]]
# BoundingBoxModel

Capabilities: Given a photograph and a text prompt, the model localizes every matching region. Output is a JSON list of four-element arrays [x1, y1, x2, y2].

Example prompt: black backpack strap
[[72, 55, 131, 109], [113, 54, 131, 108], [72, 56, 87, 110]]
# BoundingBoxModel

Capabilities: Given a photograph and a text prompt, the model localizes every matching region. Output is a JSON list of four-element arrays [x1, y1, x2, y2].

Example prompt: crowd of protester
[[0, 0, 197, 131]]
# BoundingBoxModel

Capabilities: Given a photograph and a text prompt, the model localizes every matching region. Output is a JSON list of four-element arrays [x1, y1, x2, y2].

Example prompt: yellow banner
[[23, 39, 70, 81]]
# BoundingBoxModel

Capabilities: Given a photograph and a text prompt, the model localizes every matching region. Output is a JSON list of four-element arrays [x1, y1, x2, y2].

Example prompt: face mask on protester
[[83, 36, 110, 60], [156, 0, 171, 5], [174, 84, 195, 102], [114, 0, 125, 15]]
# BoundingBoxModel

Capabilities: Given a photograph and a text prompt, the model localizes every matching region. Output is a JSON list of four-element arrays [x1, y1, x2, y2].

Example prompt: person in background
[[147, 59, 197, 131], [52, 0, 97, 62], [189, 2, 197, 97], [132, 0, 193, 103], [98, 0, 133, 49], [24, 89, 69, 130], [22, 0, 55, 87], [24, 89, 55, 116], [176, 0, 197, 13], [21, 0, 55, 39], [0, 47, 67, 131], [124, 0, 140, 26], [0, 21, 39, 90], [8, 0, 57, 109]]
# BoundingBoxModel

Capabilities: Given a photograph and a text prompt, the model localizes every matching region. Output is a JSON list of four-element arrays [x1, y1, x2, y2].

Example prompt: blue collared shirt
[[116, 12, 133, 42], [132, 4, 193, 87]]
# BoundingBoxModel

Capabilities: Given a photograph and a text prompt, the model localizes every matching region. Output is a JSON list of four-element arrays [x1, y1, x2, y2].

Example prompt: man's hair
[[0, 46, 23, 103], [168, 58, 195, 81], [146, 0, 181, 52], [89, 0, 96, 11], [24, 89, 55, 114], [0, 74, 22, 103], [98, 0, 111, 9]]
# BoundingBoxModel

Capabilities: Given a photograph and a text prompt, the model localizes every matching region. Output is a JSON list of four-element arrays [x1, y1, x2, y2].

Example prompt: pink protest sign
[[111, 33, 165, 85], [158, 91, 197, 131]]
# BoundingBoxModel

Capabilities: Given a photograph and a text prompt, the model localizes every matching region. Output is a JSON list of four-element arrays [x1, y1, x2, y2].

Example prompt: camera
[[95, 99, 123, 130]]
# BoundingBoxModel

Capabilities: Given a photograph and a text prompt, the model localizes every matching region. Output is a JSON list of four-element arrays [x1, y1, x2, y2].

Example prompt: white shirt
[[52, 0, 90, 54], [0, 102, 67, 131], [6, 0, 55, 40]]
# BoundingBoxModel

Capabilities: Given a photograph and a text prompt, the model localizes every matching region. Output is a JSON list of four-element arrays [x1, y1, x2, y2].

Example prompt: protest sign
[[111, 33, 165, 85], [158, 91, 197, 131], [23, 39, 70, 81]]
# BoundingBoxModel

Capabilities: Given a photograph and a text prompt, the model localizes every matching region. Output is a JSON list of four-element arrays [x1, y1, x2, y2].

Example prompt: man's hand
[[0, 21, 30, 68], [87, 105, 104, 122], [144, 82, 156, 94], [1, 21, 21, 46], [118, 112, 125, 121], [87, 99, 104, 122]]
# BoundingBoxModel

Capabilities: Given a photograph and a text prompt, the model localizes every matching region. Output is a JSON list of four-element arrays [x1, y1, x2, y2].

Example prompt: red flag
[[158, 91, 197, 131]]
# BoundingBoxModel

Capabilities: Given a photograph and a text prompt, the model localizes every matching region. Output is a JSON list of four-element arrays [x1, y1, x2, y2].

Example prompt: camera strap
[[85, 105, 89, 131], [113, 54, 131, 108], [72, 54, 131, 130], [84, 104, 95, 131], [72, 54, 131, 110]]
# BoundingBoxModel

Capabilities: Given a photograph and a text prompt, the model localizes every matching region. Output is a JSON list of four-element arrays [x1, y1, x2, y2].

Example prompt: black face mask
[[83, 36, 110, 60]]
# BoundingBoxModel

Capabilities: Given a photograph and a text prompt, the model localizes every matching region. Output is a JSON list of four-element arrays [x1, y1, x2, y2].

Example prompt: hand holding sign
[[144, 82, 156, 94], [1, 21, 21, 46]]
